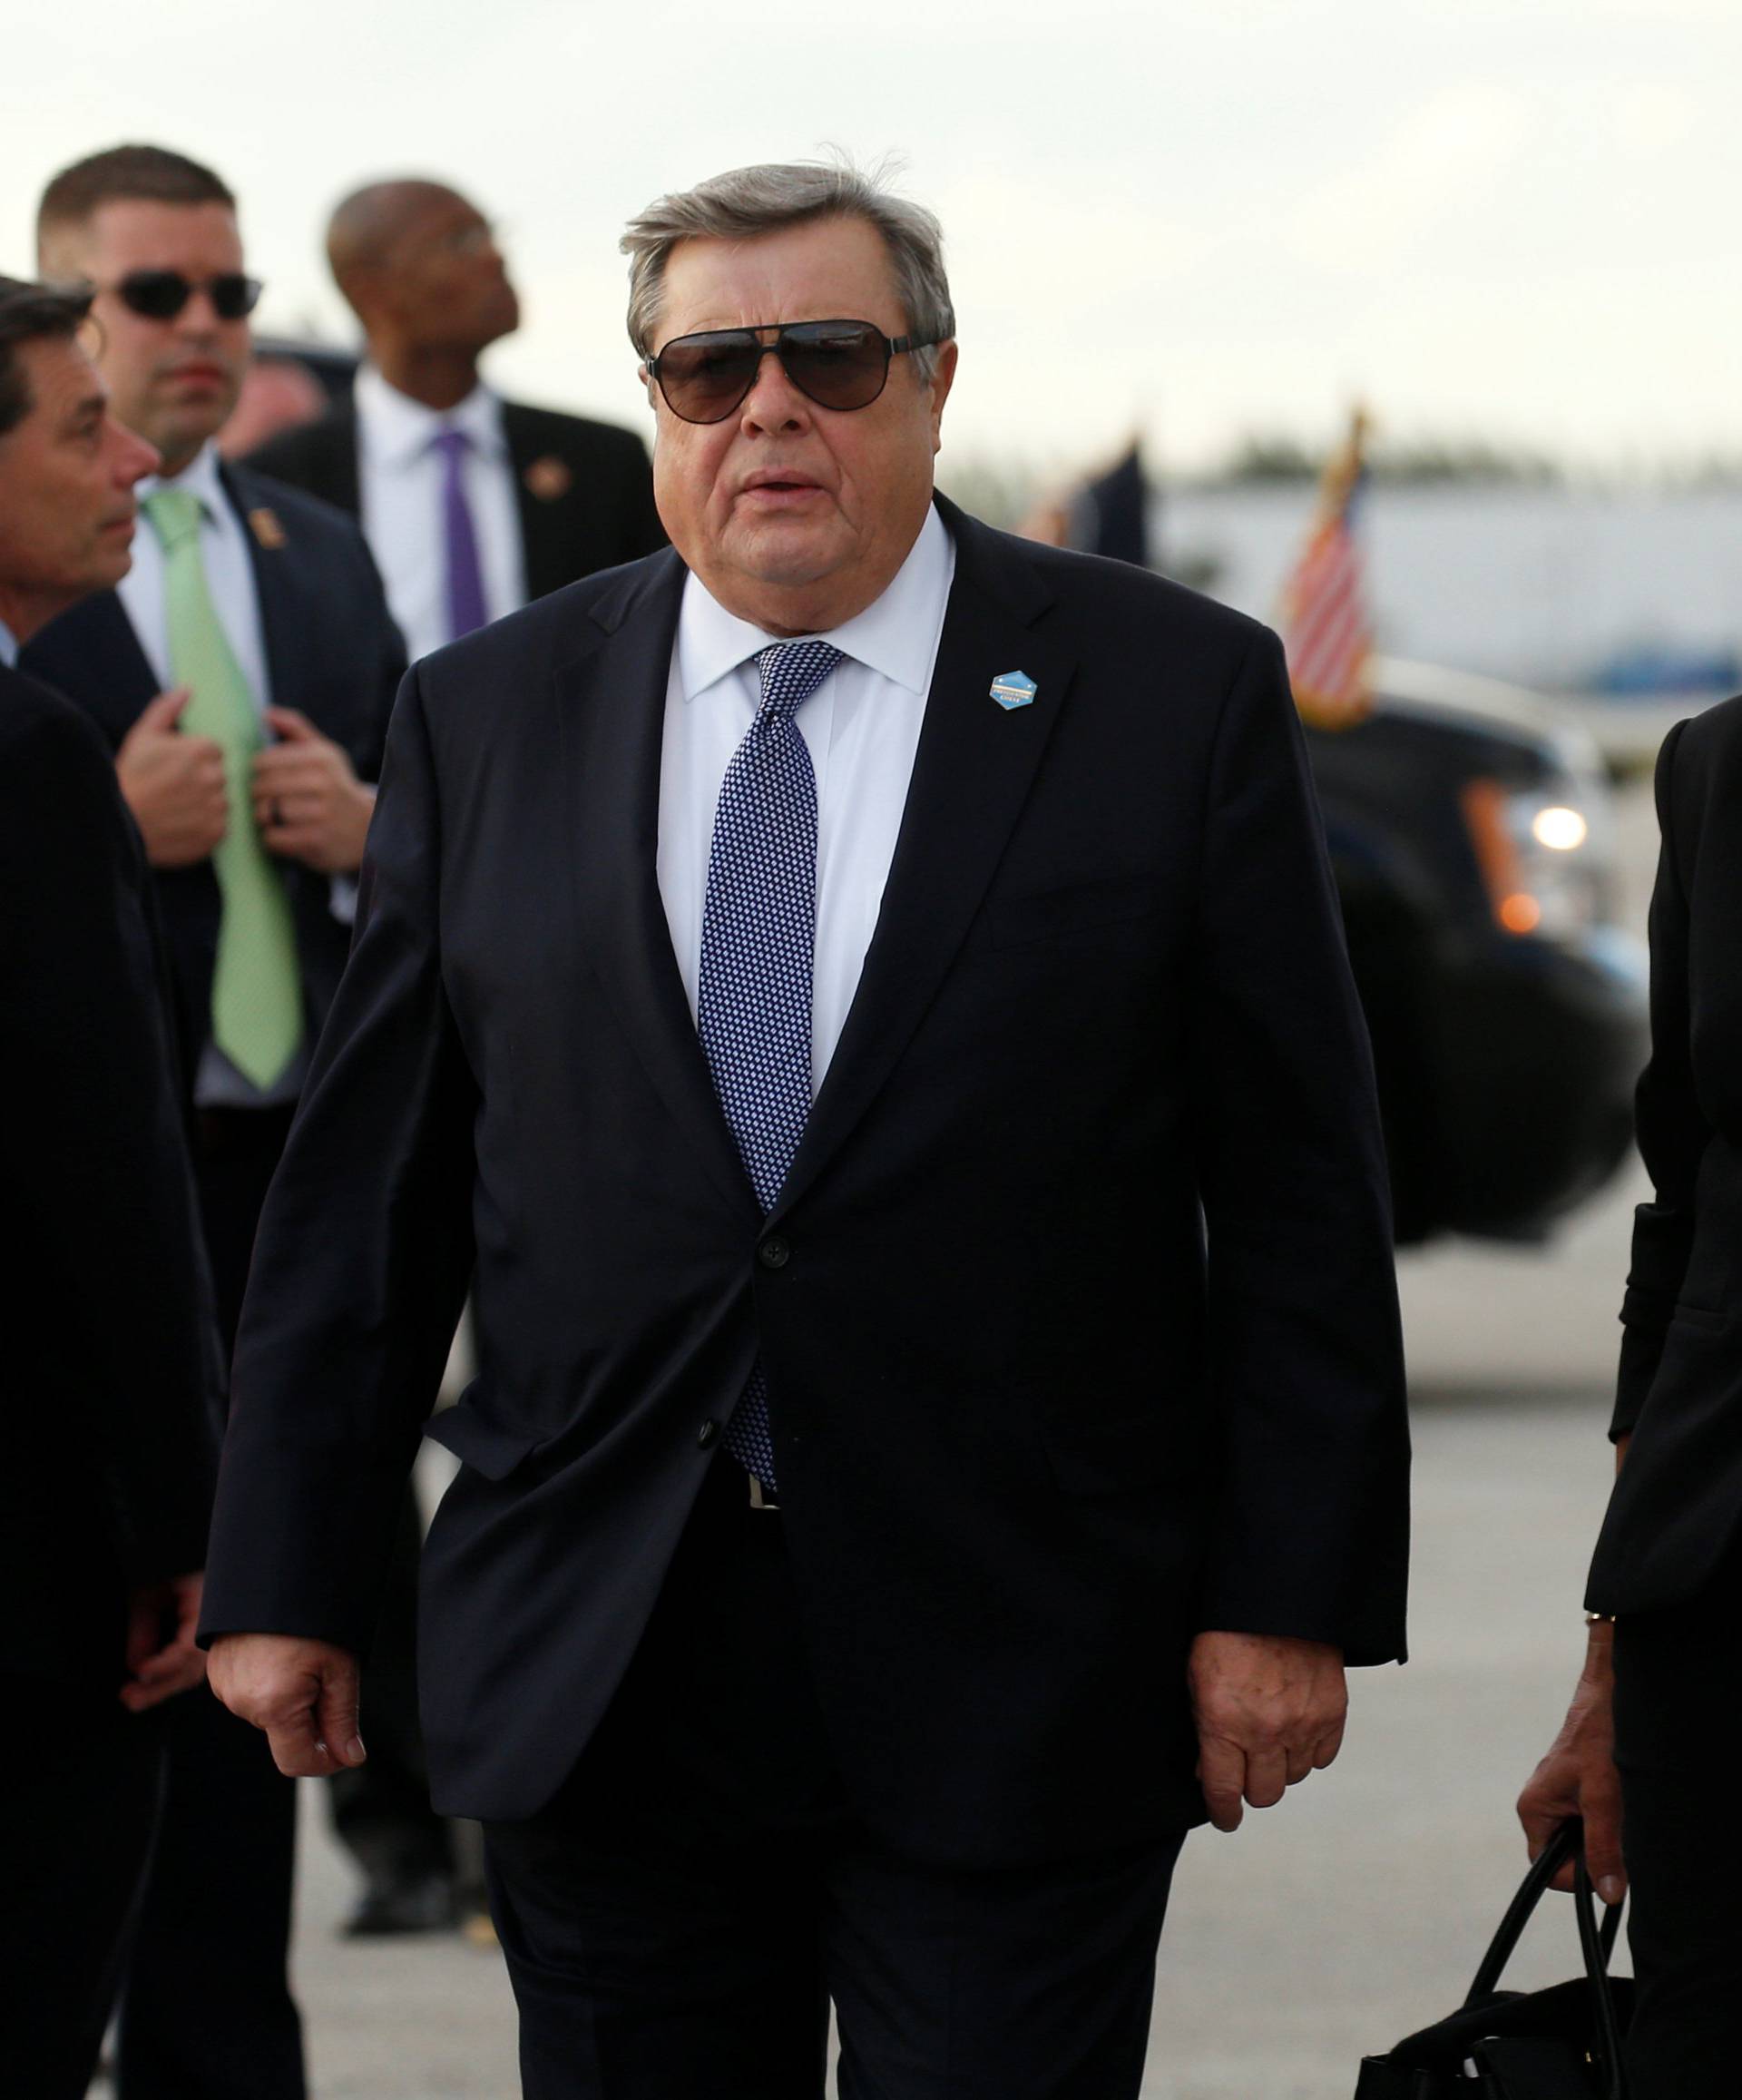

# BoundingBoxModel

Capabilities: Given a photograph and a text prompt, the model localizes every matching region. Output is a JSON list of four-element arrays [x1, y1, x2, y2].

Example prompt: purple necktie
[[433, 427, 488, 642]]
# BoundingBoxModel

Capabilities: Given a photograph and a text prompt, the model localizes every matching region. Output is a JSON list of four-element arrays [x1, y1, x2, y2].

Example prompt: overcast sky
[[5, 0, 1739, 476]]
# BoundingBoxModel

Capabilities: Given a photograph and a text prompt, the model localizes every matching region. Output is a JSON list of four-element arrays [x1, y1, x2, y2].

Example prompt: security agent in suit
[[24, 145, 402, 2100], [204, 162, 1411, 2100], [1520, 696, 1742, 2098], [0, 277, 219, 2100], [248, 178, 665, 661]]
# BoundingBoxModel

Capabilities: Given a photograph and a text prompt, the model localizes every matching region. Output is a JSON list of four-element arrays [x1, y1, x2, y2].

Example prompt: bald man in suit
[[249, 178, 663, 662]]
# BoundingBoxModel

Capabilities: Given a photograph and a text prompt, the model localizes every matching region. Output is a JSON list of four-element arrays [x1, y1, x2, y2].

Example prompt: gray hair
[[621, 159, 954, 384]]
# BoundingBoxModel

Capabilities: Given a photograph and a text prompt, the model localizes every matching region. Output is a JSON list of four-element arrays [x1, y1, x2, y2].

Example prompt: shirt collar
[[137, 440, 229, 525], [355, 362, 507, 467], [676, 502, 954, 704], [0, 616, 16, 669]]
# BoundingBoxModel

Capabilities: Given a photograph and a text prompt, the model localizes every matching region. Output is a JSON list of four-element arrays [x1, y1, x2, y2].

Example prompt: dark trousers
[[484, 1460, 1186, 2100], [115, 1684, 304, 2099], [113, 1104, 305, 2100], [0, 1673, 165, 2099], [327, 1481, 455, 1885], [1612, 1536, 1742, 2100]]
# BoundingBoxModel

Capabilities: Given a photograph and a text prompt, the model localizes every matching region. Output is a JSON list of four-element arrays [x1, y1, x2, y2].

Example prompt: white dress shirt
[[122, 442, 307, 1108], [0, 618, 17, 669], [657, 504, 955, 1093], [354, 364, 527, 662]]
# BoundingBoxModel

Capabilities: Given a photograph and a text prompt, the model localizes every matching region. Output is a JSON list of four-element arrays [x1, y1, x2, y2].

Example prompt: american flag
[[1280, 409, 1375, 731]]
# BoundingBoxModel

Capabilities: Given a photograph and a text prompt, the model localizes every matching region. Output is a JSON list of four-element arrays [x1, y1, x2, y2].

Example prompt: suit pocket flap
[[1042, 1409, 1173, 1495], [1669, 1300, 1728, 1336], [986, 875, 1156, 949], [422, 1402, 542, 1482]]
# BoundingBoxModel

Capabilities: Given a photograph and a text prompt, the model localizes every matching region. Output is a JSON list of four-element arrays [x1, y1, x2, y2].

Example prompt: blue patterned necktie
[[699, 639, 845, 1489]]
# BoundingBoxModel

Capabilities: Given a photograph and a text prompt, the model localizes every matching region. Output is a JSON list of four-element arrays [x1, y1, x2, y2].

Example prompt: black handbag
[[1355, 1820, 1633, 2098]]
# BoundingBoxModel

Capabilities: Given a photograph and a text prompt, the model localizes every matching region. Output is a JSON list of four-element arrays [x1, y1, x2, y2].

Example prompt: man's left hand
[[119, 1572, 207, 1713], [253, 708, 376, 873], [1188, 1630, 1346, 1831]]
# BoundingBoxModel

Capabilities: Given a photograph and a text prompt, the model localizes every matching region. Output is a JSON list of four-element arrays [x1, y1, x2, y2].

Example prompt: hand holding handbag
[[1355, 1820, 1631, 2098]]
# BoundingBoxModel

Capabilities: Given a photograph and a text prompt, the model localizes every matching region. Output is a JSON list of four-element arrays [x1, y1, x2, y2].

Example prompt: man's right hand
[[207, 1632, 367, 1778], [115, 688, 229, 867], [1516, 1619, 1625, 1905]]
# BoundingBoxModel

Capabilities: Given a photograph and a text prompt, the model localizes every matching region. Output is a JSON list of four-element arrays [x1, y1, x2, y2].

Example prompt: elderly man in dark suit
[[247, 177, 664, 661], [204, 160, 1411, 2100], [24, 142, 405, 2100], [0, 274, 219, 2099]]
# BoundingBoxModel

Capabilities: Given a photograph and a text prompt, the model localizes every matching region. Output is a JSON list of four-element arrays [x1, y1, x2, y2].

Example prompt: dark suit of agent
[[206, 170, 1409, 2100], [25, 461, 400, 1139], [0, 662, 222, 2100], [249, 388, 663, 634], [1521, 695, 1742, 2099], [24, 143, 405, 2100], [0, 278, 218, 2100]]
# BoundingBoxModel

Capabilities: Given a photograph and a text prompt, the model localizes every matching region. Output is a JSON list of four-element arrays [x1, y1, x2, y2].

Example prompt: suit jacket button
[[758, 1236, 791, 1270], [697, 1420, 720, 1447]]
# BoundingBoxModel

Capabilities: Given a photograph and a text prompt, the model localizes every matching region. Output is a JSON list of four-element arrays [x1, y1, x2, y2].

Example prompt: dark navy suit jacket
[[0, 662, 218, 1685], [1590, 695, 1742, 1613], [23, 463, 405, 1095], [200, 496, 1410, 1866]]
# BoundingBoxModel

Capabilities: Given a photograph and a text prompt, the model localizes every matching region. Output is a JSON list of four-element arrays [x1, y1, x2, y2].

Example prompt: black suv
[[1312, 658, 1646, 1243]]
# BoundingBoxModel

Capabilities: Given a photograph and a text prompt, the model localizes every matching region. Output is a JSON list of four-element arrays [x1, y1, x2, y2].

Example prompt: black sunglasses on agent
[[103, 270, 265, 322], [646, 318, 938, 426]]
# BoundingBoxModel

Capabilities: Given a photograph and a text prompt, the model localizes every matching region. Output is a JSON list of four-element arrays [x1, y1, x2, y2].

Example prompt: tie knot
[[754, 641, 844, 725], [142, 486, 204, 551], [432, 427, 470, 464]]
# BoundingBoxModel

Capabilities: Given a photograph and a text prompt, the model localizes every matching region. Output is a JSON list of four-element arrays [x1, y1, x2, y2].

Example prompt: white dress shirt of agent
[[34, 152, 378, 1105], [353, 360, 525, 662]]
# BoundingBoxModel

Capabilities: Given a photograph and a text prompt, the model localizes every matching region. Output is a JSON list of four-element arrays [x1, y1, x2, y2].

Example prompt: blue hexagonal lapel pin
[[989, 669, 1038, 711]]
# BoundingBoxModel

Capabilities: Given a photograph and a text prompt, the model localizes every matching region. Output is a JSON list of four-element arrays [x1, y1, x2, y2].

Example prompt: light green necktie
[[143, 486, 302, 1090]]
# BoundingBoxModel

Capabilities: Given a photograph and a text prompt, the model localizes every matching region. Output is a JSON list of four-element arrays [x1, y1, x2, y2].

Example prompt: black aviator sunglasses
[[104, 270, 265, 322], [646, 319, 937, 426]]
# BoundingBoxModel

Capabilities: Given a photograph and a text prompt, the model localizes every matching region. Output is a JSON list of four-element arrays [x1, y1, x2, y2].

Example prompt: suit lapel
[[555, 552, 760, 1222], [221, 464, 301, 713], [770, 504, 1076, 1222], [551, 505, 1076, 1227], [21, 589, 157, 741], [504, 404, 573, 602], [314, 401, 362, 515]]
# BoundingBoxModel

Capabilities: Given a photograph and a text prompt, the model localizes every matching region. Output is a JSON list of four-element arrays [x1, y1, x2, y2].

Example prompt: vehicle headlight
[[1460, 778, 1605, 942]]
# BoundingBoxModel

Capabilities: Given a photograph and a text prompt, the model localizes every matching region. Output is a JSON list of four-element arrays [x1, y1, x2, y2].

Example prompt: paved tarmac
[[97, 779, 1666, 2097]]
